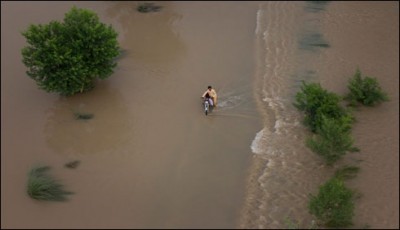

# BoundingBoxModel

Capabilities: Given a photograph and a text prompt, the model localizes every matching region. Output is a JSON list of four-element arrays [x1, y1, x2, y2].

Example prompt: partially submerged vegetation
[[27, 166, 73, 201], [308, 166, 360, 228], [294, 68, 388, 228], [306, 115, 359, 165], [294, 81, 352, 133], [308, 177, 355, 228], [345, 68, 389, 107], [294, 81, 357, 165]]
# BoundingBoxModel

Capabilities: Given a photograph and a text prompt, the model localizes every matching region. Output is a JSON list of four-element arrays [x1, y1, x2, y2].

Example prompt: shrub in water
[[345, 68, 389, 106], [21, 6, 120, 96], [309, 177, 355, 228], [306, 115, 359, 165], [27, 166, 73, 201], [294, 81, 352, 132]]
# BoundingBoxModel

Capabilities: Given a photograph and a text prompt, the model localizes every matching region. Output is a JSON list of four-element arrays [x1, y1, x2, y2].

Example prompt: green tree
[[21, 6, 120, 96], [345, 68, 389, 106]]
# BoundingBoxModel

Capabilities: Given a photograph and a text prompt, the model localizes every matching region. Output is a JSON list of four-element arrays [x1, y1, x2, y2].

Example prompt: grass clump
[[308, 177, 355, 228], [345, 68, 389, 106], [27, 166, 73, 201]]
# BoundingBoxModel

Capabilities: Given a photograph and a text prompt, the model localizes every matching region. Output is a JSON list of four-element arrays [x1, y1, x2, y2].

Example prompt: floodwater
[[1, 1, 398, 229]]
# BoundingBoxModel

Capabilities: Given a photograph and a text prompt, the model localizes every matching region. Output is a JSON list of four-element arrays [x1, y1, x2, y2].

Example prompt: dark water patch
[[298, 31, 330, 51], [65, 160, 80, 169], [137, 3, 163, 13], [304, 1, 330, 13], [74, 112, 94, 120]]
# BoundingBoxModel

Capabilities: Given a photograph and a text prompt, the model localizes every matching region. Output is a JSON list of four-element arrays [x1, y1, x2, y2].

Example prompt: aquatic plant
[[345, 68, 389, 107], [27, 166, 73, 201], [306, 115, 359, 165], [137, 2, 162, 13], [21, 6, 120, 96], [308, 177, 355, 228]]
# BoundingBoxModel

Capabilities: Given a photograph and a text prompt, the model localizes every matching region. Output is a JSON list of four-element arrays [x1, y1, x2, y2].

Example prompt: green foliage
[[27, 166, 73, 201], [306, 115, 359, 165], [21, 6, 120, 96], [309, 177, 355, 228], [345, 68, 389, 106], [294, 81, 352, 133]]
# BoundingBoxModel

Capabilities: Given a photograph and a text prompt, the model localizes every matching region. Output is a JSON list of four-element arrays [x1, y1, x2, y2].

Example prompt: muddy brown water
[[1, 1, 398, 229]]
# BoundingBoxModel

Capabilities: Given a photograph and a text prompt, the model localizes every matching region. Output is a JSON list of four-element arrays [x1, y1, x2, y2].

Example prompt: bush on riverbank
[[345, 68, 389, 107], [27, 166, 73, 201]]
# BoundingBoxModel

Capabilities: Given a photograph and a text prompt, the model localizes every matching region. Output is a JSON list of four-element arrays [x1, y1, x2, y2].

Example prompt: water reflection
[[299, 1, 330, 51], [304, 1, 330, 13], [104, 1, 185, 64], [45, 82, 134, 155], [298, 30, 330, 51]]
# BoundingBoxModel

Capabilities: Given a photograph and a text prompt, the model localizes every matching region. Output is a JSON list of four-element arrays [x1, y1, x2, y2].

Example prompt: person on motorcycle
[[203, 92, 214, 107], [201, 85, 217, 107]]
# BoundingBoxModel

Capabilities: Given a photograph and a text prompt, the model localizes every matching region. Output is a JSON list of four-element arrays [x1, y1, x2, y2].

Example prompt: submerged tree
[[21, 6, 120, 96]]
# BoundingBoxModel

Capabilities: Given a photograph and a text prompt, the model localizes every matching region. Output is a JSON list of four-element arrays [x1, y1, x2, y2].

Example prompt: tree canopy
[[21, 6, 120, 96]]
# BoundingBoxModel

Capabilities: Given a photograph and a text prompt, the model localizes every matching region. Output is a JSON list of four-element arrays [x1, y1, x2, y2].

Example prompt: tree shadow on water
[[44, 82, 134, 155]]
